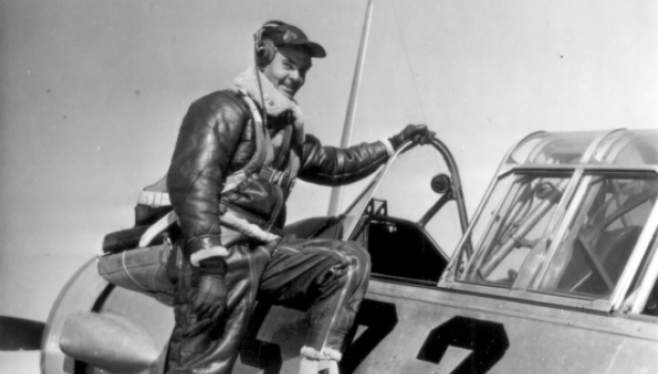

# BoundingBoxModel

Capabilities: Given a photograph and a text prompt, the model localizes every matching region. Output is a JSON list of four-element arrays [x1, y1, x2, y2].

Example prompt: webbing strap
[[137, 170, 251, 208], [138, 209, 179, 248], [137, 207, 280, 248]]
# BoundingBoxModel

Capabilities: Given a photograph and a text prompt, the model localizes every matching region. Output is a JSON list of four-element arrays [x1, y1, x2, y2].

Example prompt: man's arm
[[166, 91, 249, 326], [298, 124, 434, 186], [167, 92, 247, 262], [297, 134, 391, 186]]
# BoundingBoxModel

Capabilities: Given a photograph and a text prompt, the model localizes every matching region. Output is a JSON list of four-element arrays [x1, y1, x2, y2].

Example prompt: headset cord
[[254, 65, 269, 130]]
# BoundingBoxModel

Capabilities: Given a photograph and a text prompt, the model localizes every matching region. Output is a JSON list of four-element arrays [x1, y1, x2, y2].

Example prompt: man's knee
[[338, 241, 370, 269], [324, 241, 370, 285], [284, 238, 371, 285]]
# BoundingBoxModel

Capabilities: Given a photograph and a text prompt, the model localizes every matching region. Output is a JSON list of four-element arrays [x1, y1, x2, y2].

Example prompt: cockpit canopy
[[506, 130, 658, 166], [444, 129, 658, 315]]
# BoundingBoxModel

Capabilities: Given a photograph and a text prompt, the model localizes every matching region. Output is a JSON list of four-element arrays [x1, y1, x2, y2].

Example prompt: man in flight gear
[[161, 20, 434, 374]]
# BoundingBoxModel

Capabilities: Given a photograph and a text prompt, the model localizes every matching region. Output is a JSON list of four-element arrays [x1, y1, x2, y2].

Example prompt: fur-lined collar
[[233, 66, 304, 145], [233, 66, 298, 118]]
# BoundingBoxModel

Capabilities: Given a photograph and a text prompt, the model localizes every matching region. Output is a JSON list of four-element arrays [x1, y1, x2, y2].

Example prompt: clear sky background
[[1, 0, 656, 372]]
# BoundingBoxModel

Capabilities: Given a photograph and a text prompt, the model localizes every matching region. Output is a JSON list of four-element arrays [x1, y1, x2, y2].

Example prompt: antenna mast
[[327, 0, 375, 216]]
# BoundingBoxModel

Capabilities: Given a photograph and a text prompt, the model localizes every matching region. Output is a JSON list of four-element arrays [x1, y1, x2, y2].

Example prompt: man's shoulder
[[182, 89, 252, 127], [191, 89, 246, 110]]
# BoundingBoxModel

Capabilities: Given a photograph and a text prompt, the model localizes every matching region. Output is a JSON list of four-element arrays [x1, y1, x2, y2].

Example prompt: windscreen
[[536, 172, 658, 299], [459, 171, 571, 286], [456, 170, 658, 301]]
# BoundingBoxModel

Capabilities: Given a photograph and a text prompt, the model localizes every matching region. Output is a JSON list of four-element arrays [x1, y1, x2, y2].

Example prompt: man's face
[[262, 45, 312, 99]]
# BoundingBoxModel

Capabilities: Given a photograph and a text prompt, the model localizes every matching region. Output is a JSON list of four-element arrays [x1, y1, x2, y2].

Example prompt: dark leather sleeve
[[167, 91, 248, 254], [298, 134, 390, 186]]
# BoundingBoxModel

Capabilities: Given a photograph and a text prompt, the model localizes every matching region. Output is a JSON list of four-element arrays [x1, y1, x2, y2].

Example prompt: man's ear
[[256, 39, 277, 68]]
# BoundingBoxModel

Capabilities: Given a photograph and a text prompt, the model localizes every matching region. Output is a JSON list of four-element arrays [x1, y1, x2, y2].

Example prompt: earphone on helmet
[[254, 20, 285, 67]]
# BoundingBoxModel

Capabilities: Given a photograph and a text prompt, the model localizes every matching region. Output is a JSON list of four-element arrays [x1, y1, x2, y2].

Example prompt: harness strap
[[273, 125, 293, 170]]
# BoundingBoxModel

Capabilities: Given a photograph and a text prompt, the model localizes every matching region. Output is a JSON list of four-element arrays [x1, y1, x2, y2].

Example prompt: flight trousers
[[165, 237, 371, 374]]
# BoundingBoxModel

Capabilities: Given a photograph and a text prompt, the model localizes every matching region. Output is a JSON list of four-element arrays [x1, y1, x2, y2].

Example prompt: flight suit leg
[[165, 242, 272, 374], [258, 237, 371, 359], [165, 237, 370, 373]]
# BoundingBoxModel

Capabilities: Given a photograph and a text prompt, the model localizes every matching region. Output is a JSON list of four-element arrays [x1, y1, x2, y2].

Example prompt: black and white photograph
[[1, 1, 657, 373]]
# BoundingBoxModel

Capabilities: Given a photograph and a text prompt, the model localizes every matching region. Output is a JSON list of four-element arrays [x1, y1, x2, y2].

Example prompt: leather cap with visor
[[260, 21, 326, 58]]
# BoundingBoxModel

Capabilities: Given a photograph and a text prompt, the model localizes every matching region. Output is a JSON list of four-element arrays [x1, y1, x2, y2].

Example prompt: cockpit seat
[[364, 215, 448, 284]]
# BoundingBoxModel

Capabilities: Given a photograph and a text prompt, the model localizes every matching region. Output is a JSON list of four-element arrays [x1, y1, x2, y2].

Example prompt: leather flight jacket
[[166, 89, 390, 259]]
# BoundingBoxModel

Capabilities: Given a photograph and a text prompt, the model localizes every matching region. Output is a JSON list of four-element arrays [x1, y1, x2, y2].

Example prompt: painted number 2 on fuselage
[[240, 303, 508, 374], [417, 316, 510, 374]]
